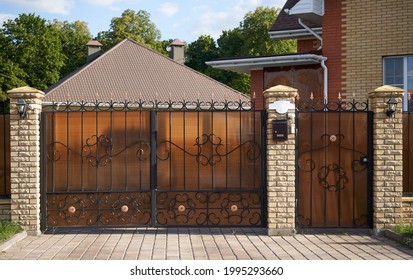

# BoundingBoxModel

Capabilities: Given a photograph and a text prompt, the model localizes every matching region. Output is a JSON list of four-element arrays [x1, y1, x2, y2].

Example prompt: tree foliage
[[97, 9, 164, 54], [0, 14, 65, 96], [52, 20, 92, 77], [185, 7, 297, 94]]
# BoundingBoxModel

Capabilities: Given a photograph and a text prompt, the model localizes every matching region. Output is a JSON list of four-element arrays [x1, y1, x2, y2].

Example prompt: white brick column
[[7, 86, 44, 235], [264, 85, 297, 236], [368, 85, 404, 233]]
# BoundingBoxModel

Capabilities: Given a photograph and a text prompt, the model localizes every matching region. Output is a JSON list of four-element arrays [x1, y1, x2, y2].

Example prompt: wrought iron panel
[[47, 192, 151, 227], [156, 191, 261, 226], [296, 108, 372, 228], [43, 108, 265, 228]]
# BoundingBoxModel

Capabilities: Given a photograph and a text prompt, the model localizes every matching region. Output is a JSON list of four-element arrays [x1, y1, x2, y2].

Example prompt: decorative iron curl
[[296, 98, 369, 112], [157, 133, 261, 166]]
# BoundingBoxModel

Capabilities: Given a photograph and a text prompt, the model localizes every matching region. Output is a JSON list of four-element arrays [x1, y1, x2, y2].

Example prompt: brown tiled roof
[[44, 38, 248, 102], [270, 0, 321, 32], [86, 39, 103, 47]]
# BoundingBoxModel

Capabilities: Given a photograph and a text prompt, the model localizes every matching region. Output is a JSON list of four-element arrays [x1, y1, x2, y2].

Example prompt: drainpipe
[[320, 57, 328, 101], [298, 18, 322, 50]]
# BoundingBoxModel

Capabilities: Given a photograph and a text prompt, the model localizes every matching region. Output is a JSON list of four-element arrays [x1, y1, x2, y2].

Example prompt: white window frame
[[383, 55, 410, 111]]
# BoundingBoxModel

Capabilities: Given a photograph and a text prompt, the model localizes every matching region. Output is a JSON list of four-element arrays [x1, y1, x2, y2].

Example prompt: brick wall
[[0, 199, 11, 222], [343, 0, 413, 99], [297, 39, 320, 53], [251, 70, 264, 110], [402, 198, 413, 225], [322, 0, 345, 101]]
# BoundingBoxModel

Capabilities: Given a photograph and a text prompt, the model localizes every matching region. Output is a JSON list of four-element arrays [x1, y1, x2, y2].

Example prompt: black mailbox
[[272, 119, 288, 141]]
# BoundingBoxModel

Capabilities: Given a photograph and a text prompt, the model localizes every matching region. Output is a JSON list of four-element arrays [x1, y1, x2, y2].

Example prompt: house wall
[[343, 0, 413, 99], [297, 39, 320, 53], [322, 0, 344, 101], [251, 70, 264, 110]]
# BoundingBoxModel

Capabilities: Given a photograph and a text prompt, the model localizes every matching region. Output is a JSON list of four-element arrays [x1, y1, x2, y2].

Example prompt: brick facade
[[297, 39, 320, 53], [322, 0, 345, 101], [8, 86, 44, 235], [251, 70, 264, 110], [343, 0, 413, 98]]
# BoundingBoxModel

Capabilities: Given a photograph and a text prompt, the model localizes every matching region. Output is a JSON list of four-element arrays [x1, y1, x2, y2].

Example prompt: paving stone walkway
[[1, 227, 412, 260]]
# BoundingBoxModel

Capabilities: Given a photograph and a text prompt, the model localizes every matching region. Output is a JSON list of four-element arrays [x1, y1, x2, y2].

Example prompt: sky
[[0, 0, 285, 43]]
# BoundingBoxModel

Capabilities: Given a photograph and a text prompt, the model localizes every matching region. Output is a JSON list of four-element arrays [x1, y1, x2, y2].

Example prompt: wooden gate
[[296, 98, 372, 228], [41, 101, 265, 229]]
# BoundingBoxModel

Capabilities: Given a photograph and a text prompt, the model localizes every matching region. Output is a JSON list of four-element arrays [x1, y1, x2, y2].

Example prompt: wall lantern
[[386, 97, 398, 117], [16, 99, 28, 118]]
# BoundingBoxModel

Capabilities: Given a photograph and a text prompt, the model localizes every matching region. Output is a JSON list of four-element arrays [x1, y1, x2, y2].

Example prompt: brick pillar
[[7, 86, 44, 235], [264, 85, 297, 236], [368, 85, 404, 233]]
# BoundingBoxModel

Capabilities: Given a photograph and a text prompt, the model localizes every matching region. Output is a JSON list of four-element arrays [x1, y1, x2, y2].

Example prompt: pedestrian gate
[[296, 99, 373, 228]]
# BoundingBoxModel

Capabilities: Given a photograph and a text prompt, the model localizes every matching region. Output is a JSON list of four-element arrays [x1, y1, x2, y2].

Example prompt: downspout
[[298, 18, 322, 50], [320, 57, 328, 101]]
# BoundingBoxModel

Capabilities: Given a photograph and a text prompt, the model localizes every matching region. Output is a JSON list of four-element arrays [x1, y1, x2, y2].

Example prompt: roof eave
[[206, 54, 327, 74], [269, 27, 322, 39]]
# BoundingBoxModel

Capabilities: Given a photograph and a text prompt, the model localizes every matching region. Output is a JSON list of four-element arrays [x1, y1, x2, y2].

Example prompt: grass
[[0, 222, 22, 243], [394, 224, 413, 239]]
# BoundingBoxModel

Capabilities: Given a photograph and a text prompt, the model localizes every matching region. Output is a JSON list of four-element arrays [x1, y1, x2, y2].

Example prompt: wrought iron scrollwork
[[298, 133, 368, 191], [47, 192, 151, 227], [318, 164, 348, 192], [156, 191, 261, 226], [157, 133, 260, 166], [47, 134, 150, 166]]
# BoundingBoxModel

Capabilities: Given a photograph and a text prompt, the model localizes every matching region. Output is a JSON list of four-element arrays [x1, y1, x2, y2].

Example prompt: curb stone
[[0, 231, 27, 252], [383, 229, 413, 249]]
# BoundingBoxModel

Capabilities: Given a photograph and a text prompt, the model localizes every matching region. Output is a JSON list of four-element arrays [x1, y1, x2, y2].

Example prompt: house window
[[383, 56, 413, 111]]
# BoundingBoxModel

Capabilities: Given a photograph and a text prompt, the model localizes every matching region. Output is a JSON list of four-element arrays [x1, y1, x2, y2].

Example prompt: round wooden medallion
[[178, 205, 186, 212], [121, 205, 129, 213], [230, 205, 238, 212], [68, 206, 76, 214]]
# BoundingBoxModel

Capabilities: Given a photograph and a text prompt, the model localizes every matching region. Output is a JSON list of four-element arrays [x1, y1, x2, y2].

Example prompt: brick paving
[[1, 227, 412, 260]]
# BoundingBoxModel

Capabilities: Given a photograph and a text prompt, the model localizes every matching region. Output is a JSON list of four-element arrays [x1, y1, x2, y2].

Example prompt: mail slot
[[272, 119, 288, 141]]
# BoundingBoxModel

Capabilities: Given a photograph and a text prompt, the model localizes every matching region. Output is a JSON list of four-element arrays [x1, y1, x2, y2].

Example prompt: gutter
[[269, 27, 322, 40]]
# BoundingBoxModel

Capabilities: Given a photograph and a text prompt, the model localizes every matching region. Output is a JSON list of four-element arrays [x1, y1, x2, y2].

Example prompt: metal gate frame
[[40, 100, 267, 230], [295, 97, 373, 228]]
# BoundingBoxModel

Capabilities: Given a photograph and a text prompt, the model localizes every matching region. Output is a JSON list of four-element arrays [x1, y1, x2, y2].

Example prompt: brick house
[[207, 0, 413, 108]]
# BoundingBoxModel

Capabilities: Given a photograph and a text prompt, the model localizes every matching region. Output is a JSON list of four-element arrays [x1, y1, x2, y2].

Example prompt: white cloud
[[83, 0, 120, 6], [190, 0, 285, 40], [2, 0, 73, 15], [158, 2, 179, 17], [0, 13, 17, 25]]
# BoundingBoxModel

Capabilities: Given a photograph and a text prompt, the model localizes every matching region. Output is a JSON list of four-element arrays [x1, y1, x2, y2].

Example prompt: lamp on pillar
[[16, 99, 28, 118], [386, 97, 398, 117]]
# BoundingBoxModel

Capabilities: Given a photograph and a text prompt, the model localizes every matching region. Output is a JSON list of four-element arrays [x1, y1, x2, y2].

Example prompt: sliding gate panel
[[44, 111, 152, 227], [43, 108, 265, 228], [296, 108, 372, 228], [156, 111, 263, 226]]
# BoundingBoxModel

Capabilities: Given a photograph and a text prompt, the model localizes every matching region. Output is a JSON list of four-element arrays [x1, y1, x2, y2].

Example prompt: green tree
[[52, 20, 92, 77], [185, 7, 296, 94], [97, 9, 162, 51], [185, 35, 219, 73], [0, 14, 65, 93]]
